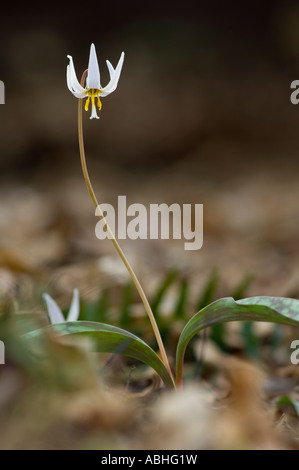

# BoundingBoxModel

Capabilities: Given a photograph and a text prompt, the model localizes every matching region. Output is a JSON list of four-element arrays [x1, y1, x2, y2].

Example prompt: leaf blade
[[26, 321, 174, 389], [176, 296, 299, 385]]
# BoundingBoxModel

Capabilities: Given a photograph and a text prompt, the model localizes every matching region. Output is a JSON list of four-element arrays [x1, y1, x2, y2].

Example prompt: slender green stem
[[77, 72, 174, 386]]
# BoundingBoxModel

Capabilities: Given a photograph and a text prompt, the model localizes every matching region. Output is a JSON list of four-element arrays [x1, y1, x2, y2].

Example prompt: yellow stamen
[[91, 91, 95, 108], [85, 89, 102, 112], [85, 96, 90, 112]]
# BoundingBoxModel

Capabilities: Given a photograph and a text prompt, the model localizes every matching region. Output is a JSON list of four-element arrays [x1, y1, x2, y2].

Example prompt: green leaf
[[26, 321, 174, 389], [276, 395, 299, 417], [174, 278, 189, 319], [176, 296, 299, 385]]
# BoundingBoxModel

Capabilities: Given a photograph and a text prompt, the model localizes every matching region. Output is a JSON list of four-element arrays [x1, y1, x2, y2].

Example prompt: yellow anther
[[85, 95, 90, 111]]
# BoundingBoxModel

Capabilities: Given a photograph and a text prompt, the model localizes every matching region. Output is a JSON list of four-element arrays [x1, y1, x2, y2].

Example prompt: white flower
[[43, 289, 80, 324], [67, 43, 124, 119]]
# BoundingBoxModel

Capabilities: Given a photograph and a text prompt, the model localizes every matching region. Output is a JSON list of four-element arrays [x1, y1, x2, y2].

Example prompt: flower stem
[[77, 72, 174, 386]]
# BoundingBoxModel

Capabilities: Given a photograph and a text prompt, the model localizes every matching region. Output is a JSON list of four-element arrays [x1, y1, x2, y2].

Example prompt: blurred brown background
[[1, 0, 299, 302]]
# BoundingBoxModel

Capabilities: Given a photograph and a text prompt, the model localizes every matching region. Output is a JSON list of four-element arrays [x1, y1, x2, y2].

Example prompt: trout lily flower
[[67, 43, 124, 119], [43, 289, 80, 324]]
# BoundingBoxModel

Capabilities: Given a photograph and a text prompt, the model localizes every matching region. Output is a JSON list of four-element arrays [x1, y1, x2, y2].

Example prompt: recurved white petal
[[86, 43, 101, 89], [67, 289, 80, 321], [71, 90, 87, 99], [43, 293, 65, 324], [67, 56, 86, 94], [106, 60, 115, 80], [101, 52, 124, 96]]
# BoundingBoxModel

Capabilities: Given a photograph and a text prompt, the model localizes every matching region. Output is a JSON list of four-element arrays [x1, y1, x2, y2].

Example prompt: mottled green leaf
[[26, 321, 174, 389], [176, 296, 299, 385]]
